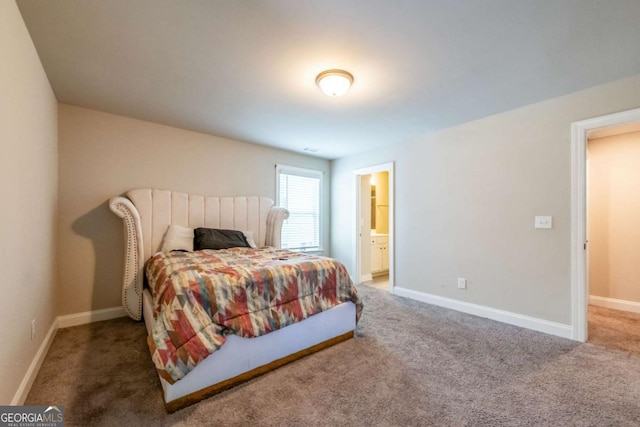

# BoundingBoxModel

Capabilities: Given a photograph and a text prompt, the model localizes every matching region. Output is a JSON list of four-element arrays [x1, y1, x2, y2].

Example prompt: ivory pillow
[[161, 224, 194, 252], [243, 230, 258, 248]]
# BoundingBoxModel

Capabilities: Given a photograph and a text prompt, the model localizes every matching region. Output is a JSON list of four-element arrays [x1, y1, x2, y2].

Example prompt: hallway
[[588, 305, 640, 353]]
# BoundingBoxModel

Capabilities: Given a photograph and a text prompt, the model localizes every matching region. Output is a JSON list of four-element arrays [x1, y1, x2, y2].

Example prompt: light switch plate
[[457, 278, 466, 289], [535, 216, 553, 229]]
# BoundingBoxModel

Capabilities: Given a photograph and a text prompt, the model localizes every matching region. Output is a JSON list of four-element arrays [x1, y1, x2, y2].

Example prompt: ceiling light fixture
[[316, 69, 354, 97]]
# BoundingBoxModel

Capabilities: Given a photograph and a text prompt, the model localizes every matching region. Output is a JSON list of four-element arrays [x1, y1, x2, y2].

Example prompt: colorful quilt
[[145, 247, 362, 383]]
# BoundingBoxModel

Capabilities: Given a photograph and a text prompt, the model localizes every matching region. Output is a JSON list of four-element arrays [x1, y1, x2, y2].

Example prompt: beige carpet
[[588, 304, 640, 353], [26, 286, 640, 426]]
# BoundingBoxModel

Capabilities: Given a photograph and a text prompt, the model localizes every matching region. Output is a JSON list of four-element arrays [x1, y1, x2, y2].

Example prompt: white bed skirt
[[142, 289, 356, 405]]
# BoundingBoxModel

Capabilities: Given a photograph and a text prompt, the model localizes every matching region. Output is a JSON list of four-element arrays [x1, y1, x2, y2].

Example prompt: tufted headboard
[[109, 189, 289, 320]]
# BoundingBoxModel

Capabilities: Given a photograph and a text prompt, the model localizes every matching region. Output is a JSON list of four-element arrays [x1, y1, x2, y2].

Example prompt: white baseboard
[[360, 274, 373, 283], [11, 319, 58, 405], [393, 287, 573, 340], [589, 295, 640, 314], [56, 306, 127, 329], [11, 306, 128, 404]]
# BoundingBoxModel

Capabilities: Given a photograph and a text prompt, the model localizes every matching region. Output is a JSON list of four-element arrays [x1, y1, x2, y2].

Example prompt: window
[[276, 165, 323, 252]]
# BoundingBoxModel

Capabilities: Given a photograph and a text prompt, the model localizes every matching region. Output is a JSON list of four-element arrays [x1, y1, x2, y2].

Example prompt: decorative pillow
[[242, 230, 258, 248], [194, 228, 250, 250], [161, 224, 194, 252]]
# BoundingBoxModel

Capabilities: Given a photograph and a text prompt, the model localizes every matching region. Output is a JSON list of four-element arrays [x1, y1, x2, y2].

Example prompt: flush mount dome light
[[316, 69, 354, 97]]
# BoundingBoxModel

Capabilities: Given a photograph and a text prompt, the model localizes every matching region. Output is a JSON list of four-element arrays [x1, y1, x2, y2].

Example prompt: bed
[[109, 188, 360, 412]]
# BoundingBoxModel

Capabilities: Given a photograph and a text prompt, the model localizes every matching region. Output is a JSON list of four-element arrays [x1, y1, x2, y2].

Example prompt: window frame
[[275, 164, 324, 253]]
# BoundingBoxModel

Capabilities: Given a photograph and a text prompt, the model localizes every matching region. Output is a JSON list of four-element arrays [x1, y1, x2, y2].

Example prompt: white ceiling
[[17, 0, 640, 159]]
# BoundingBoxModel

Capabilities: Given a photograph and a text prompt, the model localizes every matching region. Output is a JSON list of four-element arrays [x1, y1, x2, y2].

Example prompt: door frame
[[570, 107, 640, 341], [353, 162, 395, 292]]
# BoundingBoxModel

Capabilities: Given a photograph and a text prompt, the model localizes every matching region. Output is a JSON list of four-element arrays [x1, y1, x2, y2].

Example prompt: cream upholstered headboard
[[109, 188, 289, 320]]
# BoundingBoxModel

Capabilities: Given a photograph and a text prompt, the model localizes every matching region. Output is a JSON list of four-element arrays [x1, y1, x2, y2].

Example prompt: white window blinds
[[276, 165, 323, 251]]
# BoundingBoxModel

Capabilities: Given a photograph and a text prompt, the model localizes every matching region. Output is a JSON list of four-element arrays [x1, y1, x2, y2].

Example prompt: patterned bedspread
[[145, 247, 362, 383]]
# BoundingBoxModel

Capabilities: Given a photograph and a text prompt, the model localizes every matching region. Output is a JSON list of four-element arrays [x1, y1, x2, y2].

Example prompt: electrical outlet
[[31, 319, 36, 341], [457, 278, 467, 290]]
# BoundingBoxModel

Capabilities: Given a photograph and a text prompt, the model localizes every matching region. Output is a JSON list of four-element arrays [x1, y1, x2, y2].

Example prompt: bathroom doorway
[[353, 162, 394, 292]]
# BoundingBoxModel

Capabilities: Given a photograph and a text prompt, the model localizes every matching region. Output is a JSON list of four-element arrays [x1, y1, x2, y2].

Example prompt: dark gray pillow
[[193, 228, 250, 250]]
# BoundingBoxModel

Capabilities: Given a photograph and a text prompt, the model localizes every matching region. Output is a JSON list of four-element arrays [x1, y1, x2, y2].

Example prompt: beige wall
[[372, 171, 389, 234], [588, 131, 640, 303], [57, 104, 330, 315], [0, 1, 58, 404], [331, 74, 640, 325]]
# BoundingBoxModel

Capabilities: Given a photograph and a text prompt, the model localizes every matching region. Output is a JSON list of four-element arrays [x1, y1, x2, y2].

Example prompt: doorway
[[353, 162, 394, 292], [585, 128, 640, 352], [571, 107, 640, 342]]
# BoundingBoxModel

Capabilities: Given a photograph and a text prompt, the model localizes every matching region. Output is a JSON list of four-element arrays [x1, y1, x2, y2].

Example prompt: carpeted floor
[[588, 304, 640, 353], [26, 286, 640, 426]]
